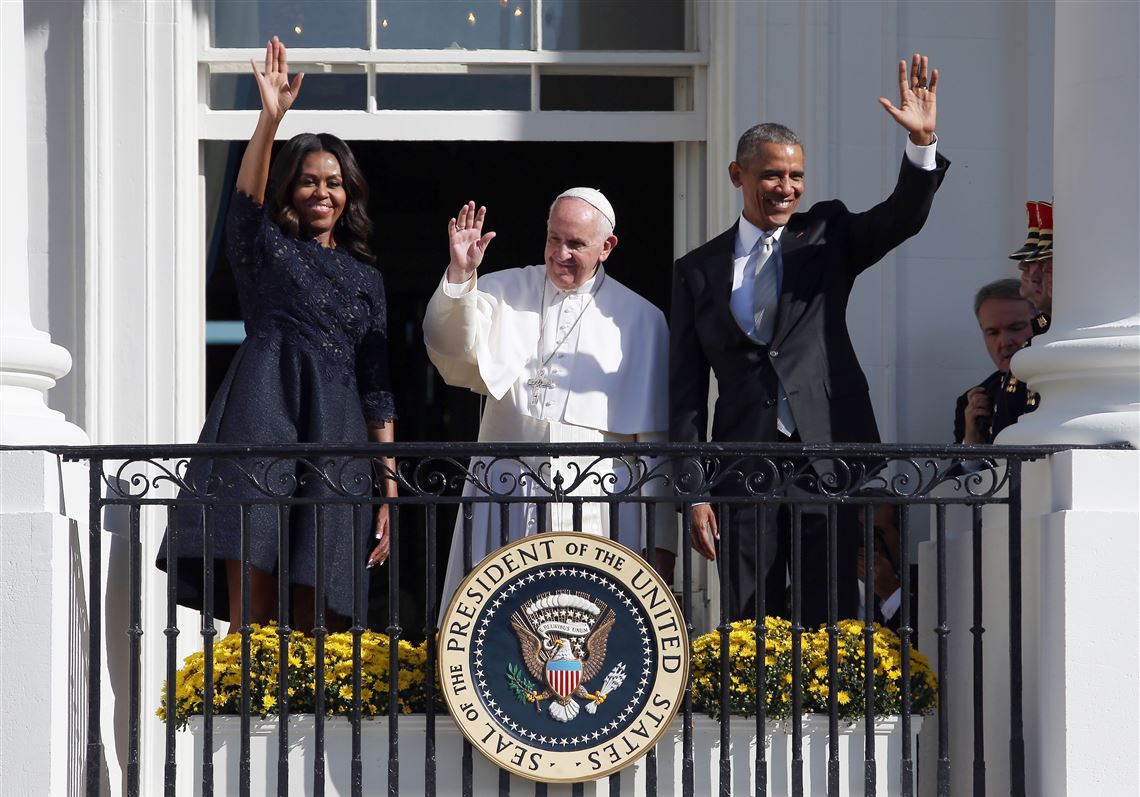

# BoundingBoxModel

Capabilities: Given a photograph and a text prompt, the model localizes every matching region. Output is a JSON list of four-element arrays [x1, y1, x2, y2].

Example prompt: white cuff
[[904, 133, 938, 171], [441, 272, 476, 297], [879, 587, 903, 620]]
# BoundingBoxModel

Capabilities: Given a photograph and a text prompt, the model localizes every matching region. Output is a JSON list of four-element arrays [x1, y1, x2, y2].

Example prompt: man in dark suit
[[669, 54, 949, 627], [954, 279, 1037, 444], [855, 504, 917, 635]]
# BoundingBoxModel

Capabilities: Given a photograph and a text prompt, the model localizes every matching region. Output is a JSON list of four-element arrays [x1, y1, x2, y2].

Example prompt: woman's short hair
[[265, 132, 376, 265]]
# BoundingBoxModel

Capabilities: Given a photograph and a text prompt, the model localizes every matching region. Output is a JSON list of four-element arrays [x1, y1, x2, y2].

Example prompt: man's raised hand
[[879, 52, 938, 146], [447, 201, 497, 284]]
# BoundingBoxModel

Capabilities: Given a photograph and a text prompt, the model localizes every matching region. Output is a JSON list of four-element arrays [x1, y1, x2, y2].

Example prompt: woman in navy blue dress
[[159, 37, 394, 630]]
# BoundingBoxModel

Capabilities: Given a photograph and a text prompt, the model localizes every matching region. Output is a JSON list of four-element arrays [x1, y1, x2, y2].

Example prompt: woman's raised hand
[[446, 201, 497, 284], [235, 36, 300, 202], [251, 36, 303, 122]]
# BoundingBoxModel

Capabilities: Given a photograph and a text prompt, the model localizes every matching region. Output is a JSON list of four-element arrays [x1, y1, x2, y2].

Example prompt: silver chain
[[536, 269, 606, 373]]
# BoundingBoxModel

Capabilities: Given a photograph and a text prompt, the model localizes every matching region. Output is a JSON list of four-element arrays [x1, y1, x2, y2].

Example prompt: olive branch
[[506, 663, 541, 708]]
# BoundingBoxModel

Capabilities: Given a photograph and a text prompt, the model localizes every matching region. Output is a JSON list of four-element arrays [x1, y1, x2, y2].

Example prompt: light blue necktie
[[751, 233, 782, 344], [752, 234, 796, 434]]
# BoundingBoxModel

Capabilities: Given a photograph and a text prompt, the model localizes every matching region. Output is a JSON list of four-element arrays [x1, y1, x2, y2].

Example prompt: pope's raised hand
[[878, 52, 938, 146], [447, 201, 497, 284]]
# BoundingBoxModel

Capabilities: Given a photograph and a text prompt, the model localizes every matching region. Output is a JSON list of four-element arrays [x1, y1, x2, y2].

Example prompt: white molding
[[198, 48, 707, 68], [79, 2, 208, 781], [144, 1, 157, 445], [174, 1, 206, 444], [703, 0, 738, 233], [137, 1, 206, 791], [673, 141, 707, 262], [871, 0, 900, 444], [797, 0, 833, 201], [82, 0, 111, 442], [213, 62, 693, 77], [198, 109, 706, 142]]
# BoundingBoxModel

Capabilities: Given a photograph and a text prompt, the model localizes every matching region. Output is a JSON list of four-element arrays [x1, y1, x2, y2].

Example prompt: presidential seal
[[439, 532, 687, 783]]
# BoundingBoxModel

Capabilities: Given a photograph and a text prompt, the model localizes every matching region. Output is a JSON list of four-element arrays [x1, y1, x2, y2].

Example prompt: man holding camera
[[954, 278, 1038, 444]]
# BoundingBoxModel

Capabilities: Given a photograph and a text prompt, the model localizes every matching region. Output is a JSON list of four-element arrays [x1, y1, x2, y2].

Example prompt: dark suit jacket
[[670, 153, 950, 448]]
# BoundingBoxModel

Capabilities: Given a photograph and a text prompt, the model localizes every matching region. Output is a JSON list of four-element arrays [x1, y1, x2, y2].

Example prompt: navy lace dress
[[157, 191, 396, 621]]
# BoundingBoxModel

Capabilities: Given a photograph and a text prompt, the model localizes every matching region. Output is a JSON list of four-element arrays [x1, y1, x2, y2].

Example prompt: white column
[[0, 0, 86, 445], [998, 0, 1140, 447], [1, 3, 89, 793], [1003, 5, 1140, 795]]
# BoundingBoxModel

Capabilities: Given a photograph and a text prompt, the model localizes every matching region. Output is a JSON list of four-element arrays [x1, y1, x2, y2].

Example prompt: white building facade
[[1, 1, 1136, 795]]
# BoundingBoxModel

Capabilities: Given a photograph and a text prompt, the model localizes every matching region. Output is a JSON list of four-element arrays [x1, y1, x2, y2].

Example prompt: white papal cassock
[[424, 264, 677, 609]]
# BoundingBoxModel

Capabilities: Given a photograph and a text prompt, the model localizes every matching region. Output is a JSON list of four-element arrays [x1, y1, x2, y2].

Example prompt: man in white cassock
[[425, 189, 677, 608]]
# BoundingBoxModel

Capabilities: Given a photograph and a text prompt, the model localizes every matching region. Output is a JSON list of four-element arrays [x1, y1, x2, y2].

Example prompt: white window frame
[[194, 0, 709, 142]]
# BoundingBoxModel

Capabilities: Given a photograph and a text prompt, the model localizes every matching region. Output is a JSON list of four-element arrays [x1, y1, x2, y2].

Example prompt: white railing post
[[0, 450, 89, 796], [1032, 451, 1140, 795]]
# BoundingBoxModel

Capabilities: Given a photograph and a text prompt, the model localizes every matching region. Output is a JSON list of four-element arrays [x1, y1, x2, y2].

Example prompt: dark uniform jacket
[[953, 369, 1038, 443]]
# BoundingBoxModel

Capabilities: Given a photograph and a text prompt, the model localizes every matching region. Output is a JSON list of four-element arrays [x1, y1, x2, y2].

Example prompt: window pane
[[540, 75, 677, 111], [211, 1, 367, 49], [378, 1, 531, 50], [377, 74, 530, 110], [541, 0, 686, 51], [202, 141, 243, 327], [210, 74, 368, 111]]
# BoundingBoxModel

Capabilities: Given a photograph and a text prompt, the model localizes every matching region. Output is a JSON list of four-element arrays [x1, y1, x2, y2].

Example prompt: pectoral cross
[[527, 368, 554, 409]]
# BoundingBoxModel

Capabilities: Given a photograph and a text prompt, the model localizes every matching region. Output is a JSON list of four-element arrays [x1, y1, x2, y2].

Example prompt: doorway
[[204, 139, 676, 637]]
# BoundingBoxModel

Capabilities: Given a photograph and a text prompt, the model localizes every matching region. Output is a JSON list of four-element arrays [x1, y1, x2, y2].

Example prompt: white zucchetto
[[555, 187, 616, 231]]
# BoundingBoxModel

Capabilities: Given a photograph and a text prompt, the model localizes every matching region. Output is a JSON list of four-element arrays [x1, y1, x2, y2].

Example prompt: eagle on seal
[[509, 591, 616, 722]]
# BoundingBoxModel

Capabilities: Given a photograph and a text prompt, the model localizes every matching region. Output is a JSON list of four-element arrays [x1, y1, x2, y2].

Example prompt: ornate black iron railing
[[14, 442, 1077, 796]]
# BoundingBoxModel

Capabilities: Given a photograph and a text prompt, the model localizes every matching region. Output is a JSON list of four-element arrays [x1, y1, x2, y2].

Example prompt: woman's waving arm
[[235, 36, 304, 203]]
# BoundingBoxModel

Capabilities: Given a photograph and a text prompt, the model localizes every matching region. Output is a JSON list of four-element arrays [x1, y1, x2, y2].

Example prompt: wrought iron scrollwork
[[90, 446, 1017, 504]]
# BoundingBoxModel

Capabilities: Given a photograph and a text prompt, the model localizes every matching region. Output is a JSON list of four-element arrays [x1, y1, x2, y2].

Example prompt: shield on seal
[[545, 659, 582, 700]]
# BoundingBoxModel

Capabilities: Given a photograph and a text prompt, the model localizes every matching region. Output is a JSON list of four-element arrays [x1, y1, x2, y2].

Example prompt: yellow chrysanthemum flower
[[689, 617, 938, 722]]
